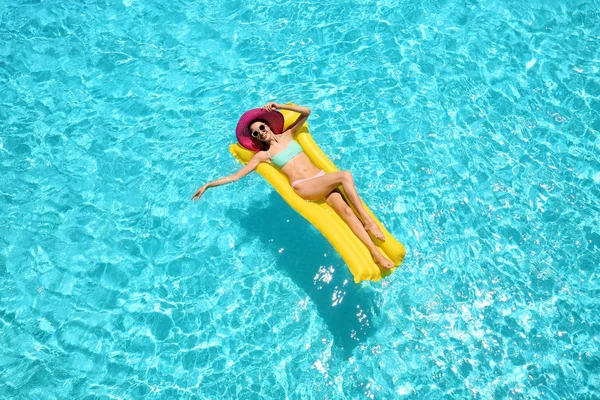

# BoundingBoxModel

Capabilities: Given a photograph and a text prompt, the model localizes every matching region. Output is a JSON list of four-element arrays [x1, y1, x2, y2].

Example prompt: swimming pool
[[1, 0, 599, 397]]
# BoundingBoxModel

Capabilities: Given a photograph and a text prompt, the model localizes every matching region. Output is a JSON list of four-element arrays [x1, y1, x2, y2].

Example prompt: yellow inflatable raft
[[229, 109, 405, 283]]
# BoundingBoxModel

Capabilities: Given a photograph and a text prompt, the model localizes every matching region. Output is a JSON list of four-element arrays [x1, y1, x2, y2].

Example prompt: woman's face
[[249, 121, 272, 142]]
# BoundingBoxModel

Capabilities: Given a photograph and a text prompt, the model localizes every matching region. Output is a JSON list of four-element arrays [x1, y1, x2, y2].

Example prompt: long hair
[[248, 119, 271, 151]]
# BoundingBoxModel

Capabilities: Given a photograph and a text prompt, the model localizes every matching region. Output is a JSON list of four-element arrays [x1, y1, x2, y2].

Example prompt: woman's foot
[[364, 219, 385, 242], [372, 251, 394, 269]]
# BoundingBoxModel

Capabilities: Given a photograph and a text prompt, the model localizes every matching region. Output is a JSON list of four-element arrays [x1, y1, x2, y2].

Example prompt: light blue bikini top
[[267, 136, 303, 169]]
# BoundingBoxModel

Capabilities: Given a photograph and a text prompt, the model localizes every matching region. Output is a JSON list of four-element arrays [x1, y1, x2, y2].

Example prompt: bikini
[[267, 136, 325, 188]]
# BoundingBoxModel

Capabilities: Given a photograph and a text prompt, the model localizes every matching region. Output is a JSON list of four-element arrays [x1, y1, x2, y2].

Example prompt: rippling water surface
[[1, 0, 599, 398]]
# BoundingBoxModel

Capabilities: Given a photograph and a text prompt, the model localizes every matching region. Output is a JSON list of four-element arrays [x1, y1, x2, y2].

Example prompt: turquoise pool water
[[1, 0, 599, 398]]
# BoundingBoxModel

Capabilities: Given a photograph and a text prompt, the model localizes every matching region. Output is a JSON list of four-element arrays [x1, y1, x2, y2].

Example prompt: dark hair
[[248, 119, 271, 151]]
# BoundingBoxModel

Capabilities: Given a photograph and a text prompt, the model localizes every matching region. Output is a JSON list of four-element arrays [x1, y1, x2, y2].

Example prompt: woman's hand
[[261, 102, 278, 112], [191, 185, 208, 202]]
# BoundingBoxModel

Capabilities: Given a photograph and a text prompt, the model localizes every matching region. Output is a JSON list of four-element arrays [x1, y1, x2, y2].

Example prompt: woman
[[192, 102, 394, 269]]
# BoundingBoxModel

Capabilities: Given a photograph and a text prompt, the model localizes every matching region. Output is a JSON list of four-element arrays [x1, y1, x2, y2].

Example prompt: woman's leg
[[325, 190, 394, 269], [294, 171, 386, 241]]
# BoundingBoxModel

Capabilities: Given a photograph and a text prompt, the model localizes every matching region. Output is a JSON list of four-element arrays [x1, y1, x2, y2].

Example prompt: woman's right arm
[[191, 152, 269, 201]]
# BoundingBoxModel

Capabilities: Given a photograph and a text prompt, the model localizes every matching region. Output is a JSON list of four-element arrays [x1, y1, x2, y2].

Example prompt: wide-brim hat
[[236, 108, 285, 152]]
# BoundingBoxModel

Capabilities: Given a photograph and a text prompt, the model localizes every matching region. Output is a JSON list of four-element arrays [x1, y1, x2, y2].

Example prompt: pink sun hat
[[236, 108, 285, 152]]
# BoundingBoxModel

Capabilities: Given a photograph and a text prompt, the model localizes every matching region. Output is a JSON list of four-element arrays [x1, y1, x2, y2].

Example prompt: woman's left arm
[[262, 102, 310, 136]]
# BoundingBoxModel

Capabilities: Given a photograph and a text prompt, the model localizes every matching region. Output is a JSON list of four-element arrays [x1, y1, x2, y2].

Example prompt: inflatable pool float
[[229, 108, 405, 283]]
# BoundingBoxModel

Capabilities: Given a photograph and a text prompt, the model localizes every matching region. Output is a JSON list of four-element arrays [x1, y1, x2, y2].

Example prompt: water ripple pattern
[[1, 0, 599, 398]]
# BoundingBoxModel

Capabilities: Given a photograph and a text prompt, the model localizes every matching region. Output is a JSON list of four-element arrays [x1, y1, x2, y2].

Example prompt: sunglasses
[[251, 124, 267, 138]]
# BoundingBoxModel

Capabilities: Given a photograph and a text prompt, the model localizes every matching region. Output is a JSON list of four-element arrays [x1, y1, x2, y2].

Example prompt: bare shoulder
[[252, 151, 271, 162], [280, 130, 294, 139]]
